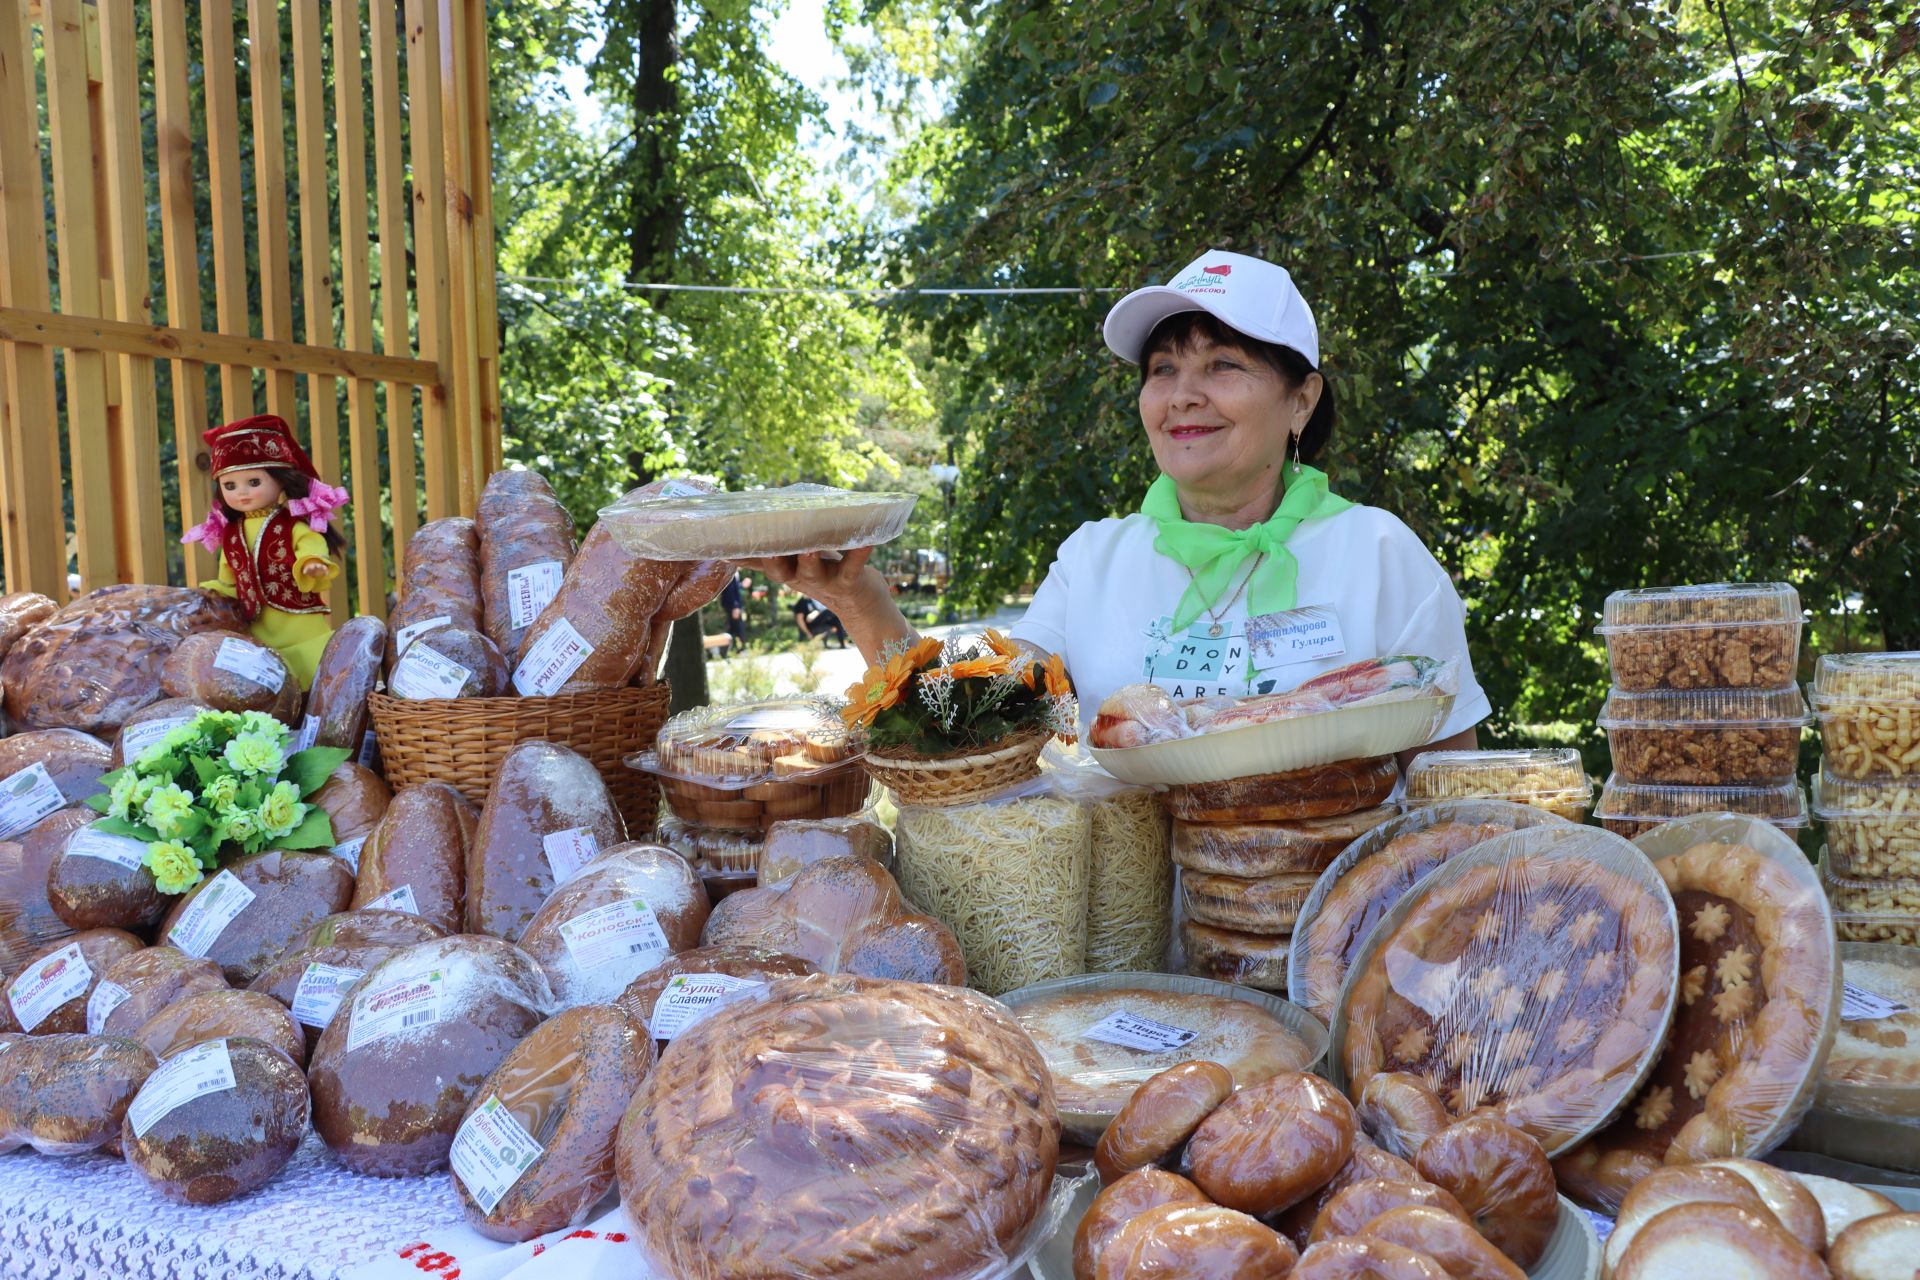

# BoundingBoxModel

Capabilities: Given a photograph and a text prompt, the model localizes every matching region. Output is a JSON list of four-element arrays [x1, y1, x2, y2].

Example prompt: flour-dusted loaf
[[353, 782, 477, 932], [160, 633, 301, 723], [518, 843, 709, 1007], [158, 851, 355, 985], [476, 470, 577, 663], [122, 1036, 308, 1204], [466, 742, 626, 940]]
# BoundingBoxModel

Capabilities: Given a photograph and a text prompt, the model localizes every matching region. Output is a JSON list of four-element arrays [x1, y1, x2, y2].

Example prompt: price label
[[347, 969, 445, 1052], [512, 617, 594, 696], [67, 825, 149, 871], [213, 637, 285, 691], [506, 561, 565, 629], [656, 480, 708, 499], [121, 713, 197, 764], [7, 943, 92, 1032], [542, 827, 600, 882], [357, 730, 380, 770], [291, 714, 321, 755], [648, 973, 765, 1041], [1842, 980, 1912, 1021], [1083, 1009, 1199, 1053], [166, 870, 256, 957], [0, 763, 69, 839], [86, 979, 131, 1036], [558, 898, 670, 975], [330, 835, 368, 873], [450, 1095, 545, 1214], [127, 1040, 236, 1138], [391, 643, 474, 700], [393, 614, 452, 658], [291, 962, 365, 1030], [368, 883, 420, 916]]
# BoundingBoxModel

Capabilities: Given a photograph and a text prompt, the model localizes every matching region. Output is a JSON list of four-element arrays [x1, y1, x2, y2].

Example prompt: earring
[[1288, 430, 1303, 469]]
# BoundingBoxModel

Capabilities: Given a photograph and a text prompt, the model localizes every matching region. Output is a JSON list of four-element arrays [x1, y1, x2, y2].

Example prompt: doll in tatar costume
[[181, 415, 350, 689]]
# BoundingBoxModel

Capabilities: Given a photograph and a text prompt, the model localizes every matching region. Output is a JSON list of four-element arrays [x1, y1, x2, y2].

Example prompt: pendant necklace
[[1185, 555, 1264, 638]]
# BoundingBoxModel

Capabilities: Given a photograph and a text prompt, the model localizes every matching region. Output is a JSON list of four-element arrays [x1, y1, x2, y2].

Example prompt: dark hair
[[1138, 310, 1336, 465], [212, 467, 347, 557]]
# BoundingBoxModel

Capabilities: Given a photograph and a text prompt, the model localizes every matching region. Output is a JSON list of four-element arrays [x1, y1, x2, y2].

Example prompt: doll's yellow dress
[[200, 512, 339, 689]]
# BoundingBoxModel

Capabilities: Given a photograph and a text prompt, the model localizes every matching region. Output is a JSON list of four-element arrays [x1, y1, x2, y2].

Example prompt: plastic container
[[629, 697, 870, 830], [1812, 652, 1920, 780], [1777, 941, 1920, 1173], [1593, 774, 1809, 839], [1596, 582, 1802, 691], [1820, 847, 1920, 921], [656, 812, 765, 874], [1597, 685, 1809, 786], [1404, 748, 1594, 822], [596, 482, 917, 561], [1814, 773, 1920, 881]]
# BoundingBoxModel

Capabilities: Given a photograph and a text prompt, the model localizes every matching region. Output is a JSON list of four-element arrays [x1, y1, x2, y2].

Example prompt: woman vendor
[[744, 250, 1488, 757]]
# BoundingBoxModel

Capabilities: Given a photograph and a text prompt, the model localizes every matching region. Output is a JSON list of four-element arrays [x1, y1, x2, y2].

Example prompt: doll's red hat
[[203, 415, 318, 480]]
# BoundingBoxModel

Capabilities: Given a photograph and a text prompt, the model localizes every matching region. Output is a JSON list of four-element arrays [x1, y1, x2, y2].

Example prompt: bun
[[1414, 1117, 1558, 1269], [1073, 1168, 1208, 1280], [1171, 805, 1397, 876], [1360, 1205, 1527, 1280], [1180, 919, 1291, 988], [1828, 1212, 1920, 1280], [160, 633, 301, 723], [1180, 869, 1316, 932], [159, 850, 354, 985], [353, 782, 477, 933], [1699, 1158, 1826, 1257], [1165, 756, 1398, 823], [466, 740, 626, 940], [1787, 1173, 1899, 1249], [133, 988, 306, 1069], [1094, 1060, 1233, 1183], [1611, 1202, 1826, 1280], [306, 616, 385, 749], [1356, 1072, 1450, 1161], [0, 1032, 156, 1154], [1308, 1178, 1469, 1245], [1095, 1203, 1298, 1280], [1187, 1070, 1356, 1216], [1276, 1137, 1422, 1249], [121, 1036, 306, 1204], [518, 842, 709, 1006], [93, 947, 227, 1038], [613, 945, 819, 1043], [1289, 1237, 1454, 1280]]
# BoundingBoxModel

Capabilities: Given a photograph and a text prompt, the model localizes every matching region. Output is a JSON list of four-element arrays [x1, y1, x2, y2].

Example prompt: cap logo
[[1203, 264, 1232, 276]]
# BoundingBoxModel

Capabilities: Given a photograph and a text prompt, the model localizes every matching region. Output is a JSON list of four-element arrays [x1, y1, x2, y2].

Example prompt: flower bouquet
[[85, 710, 352, 893]]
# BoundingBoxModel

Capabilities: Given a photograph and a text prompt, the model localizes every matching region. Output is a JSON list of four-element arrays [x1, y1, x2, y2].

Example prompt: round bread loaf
[[160, 850, 355, 986], [47, 820, 166, 931], [353, 782, 477, 933], [1094, 1060, 1234, 1184], [1172, 806, 1399, 877], [1181, 868, 1317, 932], [1357, 1072, 1451, 1162], [1096, 1202, 1298, 1280], [134, 988, 306, 1068], [1600, 1164, 1778, 1277], [452, 1004, 654, 1241], [389, 625, 508, 700], [309, 934, 552, 1176], [1308, 1178, 1470, 1244], [308, 763, 392, 851], [758, 815, 893, 885], [92, 946, 228, 1038], [0, 591, 57, 661], [616, 973, 1059, 1280], [1, 928, 145, 1034], [0, 728, 113, 805], [0, 807, 95, 974], [108, 697, 207, 767], [1074, 1168, 1209, 1280], [518, 843, 709, 1007], [1415, 1117, 1559, 1269], [1276, 1136, 1423, 1249], [1181, 919, 1291, 989], [1166, 756, 1399, 823], [0, 1032, 156, 1154], [122, 1036, 308, 1204], [160, 632, 302, 723], [612, 945, 819, 1043], [247, 908, 449, 1052], [466, 741, 627, 941], [1187, 1071, 1356, 1217], [307, 616, 386, 750]]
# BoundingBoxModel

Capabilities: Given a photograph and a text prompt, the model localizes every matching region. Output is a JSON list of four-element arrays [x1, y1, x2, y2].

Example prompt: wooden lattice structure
[[0, 0, 501, 616]]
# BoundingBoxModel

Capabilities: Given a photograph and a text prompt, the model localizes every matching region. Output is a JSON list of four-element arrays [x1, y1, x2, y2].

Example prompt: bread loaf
[[91, 946, 227, 1038], [47, 820, 166, 931], [1307, 1179, 1470, 1244], [160, 632, 302, 724], [1096, 1203, 1298, 1280], [308, 763, 392, 856], [612, 945, 819, 1043], [0, 1032, 156, 1154], [307, 616, 386, 749], [477, 470, 576, 663], [518, 842, 709, 1006], [1166, 756, 1399, 823], [108, 697, 206, 768], [1, 928, 144, 1034], [159, 850, 355, 985], [759, 814, 893, 886], [389, 625, 508, 700], [0, 591, 57, 660], [511, 525, 674, 694], [387, 518, 483, 672], [466, 741, 626, 940], [353, 782, 477, 932], [1360, 1206, 1528, 1280], [122, 1036, 308, 1204], [0, 728, 113, 817], [0, 807, 97, 973], [245, 909, 447, 1052], [1094, 1060, 1234, 1184], [134, 987, 307, 1068]]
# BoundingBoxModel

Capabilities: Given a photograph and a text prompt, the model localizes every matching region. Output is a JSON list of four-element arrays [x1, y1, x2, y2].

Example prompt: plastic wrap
[[1287, 800, 1569, 1023], [615, 972, 1058, 1280], [699, 854, 966, 984], [93, 946, 227, 1038], [1812, 651, 1920, 780], [1043, 748, 1173, 973], [1000, 972, 1326, 1144], [597, 482, 916, 560], [518, 842, 710, 1006], [630, 697, 868, 830], [477, 469, 578, 663], [160, 633, 303, 723], [1820, 848, 1920, 922], [1180, 867, 1317, 935], [1816, 773, 1920, 880], [0, 927, 143, 1034], [159, 850, 355, 985], [894, 778, 1089, 995], [1404, 748, 1593, 822], [1598, 685, 1809, 786], [121, 1035, 308, 1205], [0, 807, 95, 973], [47, 819, 166, 931], [133, 987, 307, 1069], [0, 728, 113, 826], [389, 625, 509, 700], [1596, 582, 1802, 691], [1594, 773, 1808, 839], [0, 591, 57, 660], [309, 934, 553, 1176], [352, 781, 477, 932], [245, 909, 447, 1051], [450, 1004, 653, 1241], [510, 526, 672, 695], [1777, 942, 1920, 1173], [306, 616, 386, 751], [655, 812, 765, 877], [0, 1032, 156, 1155], [613, 945, 820, 1043], [1334, 824, 1679, 1158], [0, 585, 251, 736], [308, 762, 391, 852], [466, 740, 627, 940], [1093, 658, 1455, 751], [758, 812, 892, 886], [387, 517, 483, 666], [1171, 806, 1398, 878], [1181, 919, 1294, 990], [1165, 756, 1399, 824], [108, 697, 207, 768]]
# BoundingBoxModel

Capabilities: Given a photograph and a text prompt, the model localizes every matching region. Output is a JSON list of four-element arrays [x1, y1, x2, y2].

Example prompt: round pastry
[[121, 1036, 307, 1205], [1553, 837, 1837, 1208], [1171, 806, 1398, 877], [1610, 1202, 1827, 1280], [1699, 1159, 1826, 1257], [1788, 1173, 1898, 1249], [616, 974, 1058, 1280], [1181, 920, 1291, 989], [1277, 1136, 1423, 1249], [613, 945, 819, 1044], [133, 988, 306, 1069], [1095, 1203, 1298, 1280], [1601, 1164, 1777, 1278], [1, 927, 144, 1034], [1823, 946, 1920, 1088], [1413, 1117, 1558, 1270], [1361, 1206, 1527, 1280], [91, 946, 227, 1038], [1187, 1070, 1355, 1216], [1181, 869, 1316, 932], [1307, 1178, 1469, 1244], [1289, 1237, 1454, 1280], [1356, 1072, 1450, 1161], [1094, 1060, 1234, 1184], [1338, 841, 1678, 1155], [1011, 987, 1316, 1142], [47, 821, 167, 931], [1165, 756, 1399, 823], [1073, 1168, 1209, 1280], [1828, 1212, 1920, 1280]]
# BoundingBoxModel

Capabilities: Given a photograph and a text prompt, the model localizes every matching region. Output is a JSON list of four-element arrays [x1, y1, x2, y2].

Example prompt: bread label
[[559, 898, 670, 974], [167, 870, 257, 957], [121, 713, 197, 764], [347, 969, 445, 1052], [329, 835, 368, 873], [292, 962, 366, 1029], [86, 979, 131, 1035], [292, 713, 321, 755], [506, 560, 565, 629], [0, 762, 68, 839], [1246, 604, 1348, 665], [391, 643, 474, 700], [649, 974, 765, 1040], [450, 1094, 545, 1214], [1842, 980, 1912, 1021], [1083, 1009, 1198, 1053], [213, 636, 285, 691], [368, 883, 421, 916], [67, 825, 149, 871], [512, 617, 595, 696], [393, 614, 453, 658], [1582, 1207, 1615, 1245], [7, 942, 91, 1032], [542, 827, 600, 882], [127, 1039, 236, 1139], [357, 729, 380, 770], [657, 480, 708, 499]]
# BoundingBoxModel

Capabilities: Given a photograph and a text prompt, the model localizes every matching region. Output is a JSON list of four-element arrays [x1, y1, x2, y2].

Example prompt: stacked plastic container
[[1591, 583, 1812, 841], [1810, 652, 1920, 945], [1403, 748, 1595, 822]]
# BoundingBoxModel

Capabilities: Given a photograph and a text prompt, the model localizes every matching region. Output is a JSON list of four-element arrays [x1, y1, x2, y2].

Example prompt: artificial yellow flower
[[1043, 652, 1072, 698], [983, 629, 1020, 660], [928, 654, 1012, 682]]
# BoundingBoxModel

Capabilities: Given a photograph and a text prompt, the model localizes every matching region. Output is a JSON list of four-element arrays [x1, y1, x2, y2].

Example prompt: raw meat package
[[309, 934, 553, 1176], [132, 988, 306, 1068], [388, 518, 483, 670], [121, 1036, 309, 1204], [159, 851, 355, 985], [47, 817, 168, 932], [160, 633, 302, 723], [0, 728, 113, 829], [91, 947, 228, 1038], [0, 807, 98, 973], [306, 616, 387, 750], [466, 741, 627, 940], [0, 1032, 156, 1154], [1, 928, 144, 1034], [352, 781, 478, 933], [246, 909, 448, 1051], [613, 945, 820, 1045], [108, 698, 207, 768], [518, 843, 710, 1006], [0, 591, 57, 660], [388, 625, 508, 700], [308, 763, 393, 857], [0, 585, 250, 736], [477, 470, 577, 663], [450, 1004, 654, 1241]]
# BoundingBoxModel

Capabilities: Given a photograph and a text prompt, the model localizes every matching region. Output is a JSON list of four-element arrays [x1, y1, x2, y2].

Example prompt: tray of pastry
[[597, 482, 917, 560], [1092, 693, 1453, 787], [1781, 941, 1920, 1173], [628, 697, 873, 829], [1403, 748, 1594, 822]]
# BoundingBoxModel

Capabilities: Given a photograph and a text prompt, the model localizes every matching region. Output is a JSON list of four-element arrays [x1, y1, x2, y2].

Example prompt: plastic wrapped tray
[[1404, 748, 1594, 822], [630, 697, 870, 830], [1091, 694, 1452, 787], [1813, 941, 1920, 1111], [1814, 773, 1920, 880], [596, 483, 917, 561], [1597, 685, 1809, 786], [1810, 651, 1920, 780], [1820, 847, 1920, 920], [1593, 774, 1808, 839], [1596, 581, 1801, 691]]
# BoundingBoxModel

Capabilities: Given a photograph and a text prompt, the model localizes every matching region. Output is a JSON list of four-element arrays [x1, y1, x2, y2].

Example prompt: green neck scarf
[[1141, 462, 1353, 631]]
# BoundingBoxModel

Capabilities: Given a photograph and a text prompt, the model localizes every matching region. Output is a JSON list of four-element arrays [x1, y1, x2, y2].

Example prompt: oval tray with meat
[[466, 742, 626, 941], [159, 851, 355, 985]]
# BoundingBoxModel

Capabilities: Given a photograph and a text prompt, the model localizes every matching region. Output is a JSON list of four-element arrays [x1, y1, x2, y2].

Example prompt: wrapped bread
[[613, 945, 820, 1044], [466, 741, 627, 940], [122, 1036, 308, 1204], [1, 928, 144, 1034], [758, 814, 893, 886], [389, 625, 508, 700], [90, 946, 227, 1038], [132, 987, 306, 1069], [307, 763, 392, 864], [0, 1032, 156, 1155], [47, 820, 166, 931], [108, 698, 206, 768], [477, 469, 577, 663], [352, 781, 477, 932], [160, 633, 302, 723], [388, 517, 483, 671], [1172, 805, 1398, 877], [511, 525, 671, 695], [0, 591, 57, 661], [306, 616, 386, 750], [518, 842, 710, 1007], [246, 909, 447, 1052], [1165, 756, 1399, 823], [0, 729, 113, 829], [0, 807, 98, 973], [159, 851, 355, 985]]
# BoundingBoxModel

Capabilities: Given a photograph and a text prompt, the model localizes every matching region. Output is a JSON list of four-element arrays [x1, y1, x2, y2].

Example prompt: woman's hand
[[735, 546, 914, 666]]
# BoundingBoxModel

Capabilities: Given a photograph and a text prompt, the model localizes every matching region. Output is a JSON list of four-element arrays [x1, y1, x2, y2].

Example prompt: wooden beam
[[370, 0, 418, 556], [438, 0, 481, 512], [248, 0, 298, 421], [334, 0, 386, 621], [405, 0, 458, 519], [200, 0, 254, 421], [462, 0, 502, 477]]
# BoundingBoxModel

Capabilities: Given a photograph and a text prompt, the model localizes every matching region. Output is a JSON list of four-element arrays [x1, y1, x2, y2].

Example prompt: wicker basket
[[863, 728, 1049, 807], [368, 685, 672, 835]]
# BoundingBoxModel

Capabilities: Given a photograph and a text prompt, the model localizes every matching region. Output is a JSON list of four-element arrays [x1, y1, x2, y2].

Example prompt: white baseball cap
[[1102, 250, 1319, 367]]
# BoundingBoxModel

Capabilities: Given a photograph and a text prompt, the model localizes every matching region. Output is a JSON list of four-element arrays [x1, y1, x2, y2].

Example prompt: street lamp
[[929, 462, 961, 624]]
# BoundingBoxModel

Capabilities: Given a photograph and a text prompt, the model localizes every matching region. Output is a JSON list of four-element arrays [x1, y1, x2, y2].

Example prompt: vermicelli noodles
[[1084, 788, 1172, 972]]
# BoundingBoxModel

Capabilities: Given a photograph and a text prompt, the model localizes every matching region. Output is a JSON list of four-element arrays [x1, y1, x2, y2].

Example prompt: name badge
[[1246, 605, 1347, 665]]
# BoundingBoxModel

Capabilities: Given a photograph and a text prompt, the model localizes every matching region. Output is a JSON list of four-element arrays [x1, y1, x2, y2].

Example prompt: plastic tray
[[1811, 651, 1920, 707], [1810, 653, 1920, 782], [637, 696, 860, 786], [1820, 848, 1920, 920], [1597, 582, 1801, 692], [1404, 748, 1593, 821], [1812, 941, 1920, 1118], [1598, 582, 1801, 632], [1598, 686, 1809, 787], [1814, 773, 1920, 880], [1593, 774, 1808, 839], [596, 483, 917, 560]]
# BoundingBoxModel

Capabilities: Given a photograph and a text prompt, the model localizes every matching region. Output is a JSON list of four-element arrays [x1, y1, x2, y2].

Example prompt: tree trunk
[[662, 614, 708, 714]]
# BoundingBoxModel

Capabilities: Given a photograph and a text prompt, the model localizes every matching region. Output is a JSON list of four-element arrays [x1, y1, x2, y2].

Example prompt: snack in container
[[451, 1004, 653, 1241], [1812, 651, 1920, 781], [1334, 823, 1680, 1158], [654, 812, 765, 879], [467, 739, 628, 941], [93, 946, 228, 1038], [0, 806, 96, 973], [0, 927, 144, 1034], [1594, 773, 1809, 840], [0, 1032, 156, 1155], [1596, 582, 1802, 691], [596, 481, 916, 560], [998, 971, 1326, 1144], [1819, 848, 1920, 935], [306, 616, 386, 750], [47, 819, 167, 931], [629, 697, 869, 832], [613, 944, 820, 1046], [1287, 800, 1569, 1024], [1044, 746, 1174, 974], [1171, 805, 1398, 878], [1779, 941, 1920, 1172], [1815, 772, 1920, 881], [1180, 919, 1294, 990], [352, 780, 478, 933], [158, 849, 355, 985], [121, 1035, 308, 1204], [517, 842, 710, 1007], [245, 908, 447, 1052], [757, 812, 892, 885], [1179, 868, 1316, 934], [133, 987, 307, 1069], [1404, 748, 1593, 822], [614, 972, 1059, 1280], [1553, 814, 1839, 1210], [1597, 685, 1810, 786]]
